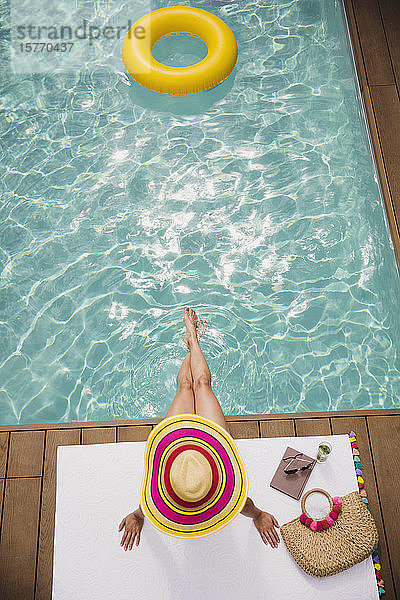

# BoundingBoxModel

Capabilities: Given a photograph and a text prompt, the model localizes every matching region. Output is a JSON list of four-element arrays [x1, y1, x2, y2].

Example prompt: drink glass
[[316, 441, 332, 463]]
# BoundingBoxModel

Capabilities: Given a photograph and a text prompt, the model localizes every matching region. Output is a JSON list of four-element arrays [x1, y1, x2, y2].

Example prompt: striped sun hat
[[140, 413, 249, 539]]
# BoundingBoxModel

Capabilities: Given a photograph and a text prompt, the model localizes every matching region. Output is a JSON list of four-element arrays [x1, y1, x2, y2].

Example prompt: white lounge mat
[[52, 433, 378, 599]]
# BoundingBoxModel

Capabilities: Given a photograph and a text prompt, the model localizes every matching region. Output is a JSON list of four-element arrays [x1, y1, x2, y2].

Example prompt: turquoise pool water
[[1, 0, 400, 425]]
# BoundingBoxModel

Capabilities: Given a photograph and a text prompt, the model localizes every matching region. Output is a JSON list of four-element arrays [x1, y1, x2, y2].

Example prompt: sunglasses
[[283, 452, 314, 474]]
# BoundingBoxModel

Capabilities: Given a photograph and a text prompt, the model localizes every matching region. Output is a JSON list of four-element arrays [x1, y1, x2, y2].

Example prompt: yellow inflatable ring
[[122, 6, 238, 95]]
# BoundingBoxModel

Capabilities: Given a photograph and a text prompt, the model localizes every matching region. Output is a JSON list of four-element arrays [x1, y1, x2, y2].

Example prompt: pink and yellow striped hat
[[140, 413, 249, 539]]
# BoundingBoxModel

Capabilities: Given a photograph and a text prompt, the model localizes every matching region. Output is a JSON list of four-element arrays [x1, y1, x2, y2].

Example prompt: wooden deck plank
[[378, 0, 400, 91], [0, 432, 8, 477], [0, 478, 4, 535], [227, 420, 259, 439], [342, 0, 368, 92], [259, 419, 295, 438], [332, 416, 396, 600], [8, 431, 45, 477], [0, 478, 41, 600], [367, 415, 400, 598], [82, 427, 116, 445], [35, 429, 80, 600], [295, 418, 331, 436], [351, 0, 395, 85], [117, 425, 152, 442], [370, 84, 400, 222]]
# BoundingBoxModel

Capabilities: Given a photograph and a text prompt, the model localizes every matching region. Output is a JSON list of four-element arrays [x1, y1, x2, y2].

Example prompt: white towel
[[52, 433, 378, 599]]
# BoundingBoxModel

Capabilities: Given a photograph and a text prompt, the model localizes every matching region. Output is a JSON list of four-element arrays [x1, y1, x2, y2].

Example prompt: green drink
[[316, 441, 332, 463]]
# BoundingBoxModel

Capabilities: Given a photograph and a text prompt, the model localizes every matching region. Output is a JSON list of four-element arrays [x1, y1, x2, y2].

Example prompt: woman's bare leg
[[183, 308, 229, 432], [164, 351, 195, 419]]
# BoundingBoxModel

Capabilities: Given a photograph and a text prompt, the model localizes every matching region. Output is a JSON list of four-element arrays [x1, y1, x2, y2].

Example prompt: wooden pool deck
[[0, 408, 399, 599], [1, 1, 400, 599]]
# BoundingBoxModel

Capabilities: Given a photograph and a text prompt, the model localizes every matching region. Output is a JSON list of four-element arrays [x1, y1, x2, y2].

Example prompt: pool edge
[[341, 0, 400, 275], [1, 407, 400, 431]]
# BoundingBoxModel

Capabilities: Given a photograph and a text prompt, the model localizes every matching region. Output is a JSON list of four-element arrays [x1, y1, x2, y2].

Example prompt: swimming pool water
[[1, 0, 400, 425]]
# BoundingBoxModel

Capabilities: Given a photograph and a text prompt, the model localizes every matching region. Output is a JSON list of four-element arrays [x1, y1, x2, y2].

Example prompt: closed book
[[270, 446, 317, 500]]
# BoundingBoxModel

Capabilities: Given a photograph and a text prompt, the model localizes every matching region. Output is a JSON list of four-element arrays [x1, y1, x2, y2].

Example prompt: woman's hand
[[118, 509, 144, 550], [253, 511, 280, 549]]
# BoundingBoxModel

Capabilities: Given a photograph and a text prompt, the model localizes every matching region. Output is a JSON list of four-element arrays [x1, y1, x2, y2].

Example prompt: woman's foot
[[183, 321, 206, 349], [183, 308, 207, 350]]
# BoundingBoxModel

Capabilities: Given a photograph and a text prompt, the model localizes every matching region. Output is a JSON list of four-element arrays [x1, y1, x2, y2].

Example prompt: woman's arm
[[134, 504, 145, 519], [119, 505, 145, 550], [240, 496, 281, 549], [240, 496, 262, 519]]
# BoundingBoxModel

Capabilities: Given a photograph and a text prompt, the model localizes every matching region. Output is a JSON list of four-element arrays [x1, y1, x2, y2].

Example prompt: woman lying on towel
[[118, 308, 281, 550]]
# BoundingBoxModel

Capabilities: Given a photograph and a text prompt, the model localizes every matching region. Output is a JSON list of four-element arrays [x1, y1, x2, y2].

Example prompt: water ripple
[[0, 0, 400, 424]]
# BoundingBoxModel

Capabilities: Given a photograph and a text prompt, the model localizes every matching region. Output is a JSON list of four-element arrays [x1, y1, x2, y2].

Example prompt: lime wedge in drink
[[319, 444, 331, 454]]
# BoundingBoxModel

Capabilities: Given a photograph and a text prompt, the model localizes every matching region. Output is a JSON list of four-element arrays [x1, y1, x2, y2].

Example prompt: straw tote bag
[[280, 488, 379, 577]]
